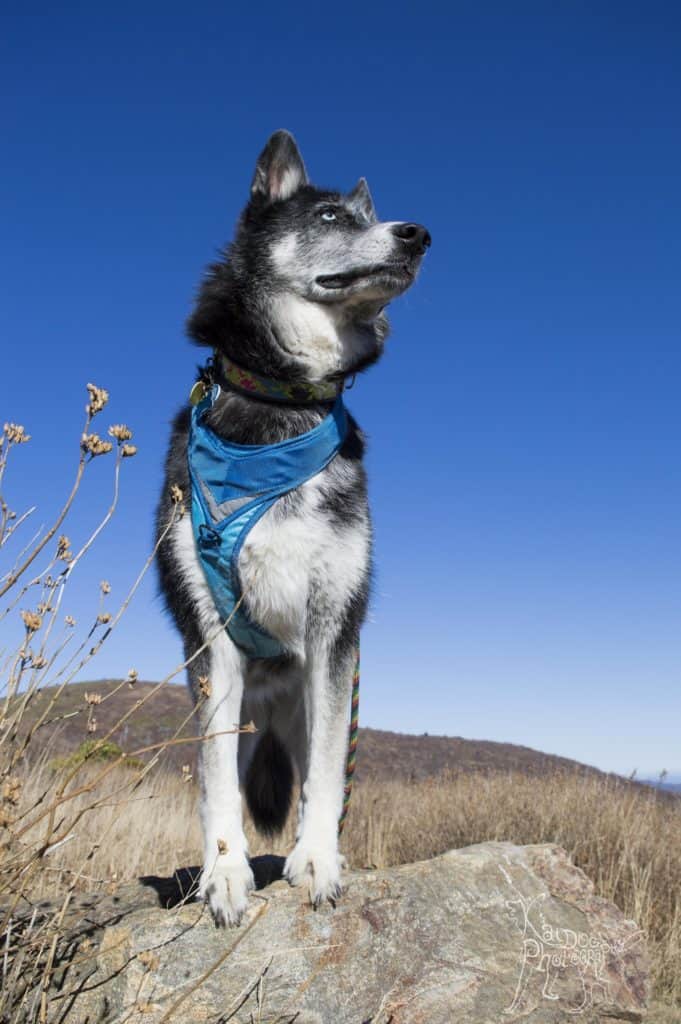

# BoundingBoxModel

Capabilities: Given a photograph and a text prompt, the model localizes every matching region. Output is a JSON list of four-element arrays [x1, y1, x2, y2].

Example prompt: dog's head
[[247, 131, 431, 309], [189, 130, 430, 384]]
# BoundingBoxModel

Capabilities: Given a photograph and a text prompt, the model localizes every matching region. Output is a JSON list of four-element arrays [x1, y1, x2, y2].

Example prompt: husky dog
[[156, 130, 430, 926]]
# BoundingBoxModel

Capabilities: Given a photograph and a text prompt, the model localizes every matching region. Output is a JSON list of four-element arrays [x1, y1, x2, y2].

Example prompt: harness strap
[[189, 387, 348, 660]]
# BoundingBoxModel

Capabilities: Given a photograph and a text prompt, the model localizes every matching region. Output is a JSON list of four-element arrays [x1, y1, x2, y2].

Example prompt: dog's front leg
[[195, 632, 254, 926], [284, 642, 353, 905]]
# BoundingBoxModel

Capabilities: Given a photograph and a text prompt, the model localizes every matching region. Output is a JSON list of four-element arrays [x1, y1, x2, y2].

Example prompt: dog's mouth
[[315, 262, 414, 290]]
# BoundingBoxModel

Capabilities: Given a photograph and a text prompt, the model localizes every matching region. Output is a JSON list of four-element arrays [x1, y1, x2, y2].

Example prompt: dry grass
[[0, 389, 224, 1022], [16, 759, 681, 1013]]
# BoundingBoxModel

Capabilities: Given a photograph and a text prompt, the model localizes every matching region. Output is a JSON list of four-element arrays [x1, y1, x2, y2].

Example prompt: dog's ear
[[347, 177, 377, 224], [251, 130, 308, 203]]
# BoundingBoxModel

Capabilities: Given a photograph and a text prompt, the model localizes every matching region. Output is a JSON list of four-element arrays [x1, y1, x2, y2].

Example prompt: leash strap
[[338, 648, 360, 836]]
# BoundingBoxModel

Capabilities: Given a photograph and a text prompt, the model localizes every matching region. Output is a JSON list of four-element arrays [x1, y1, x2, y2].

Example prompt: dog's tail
[[244, 730, 293, 835]]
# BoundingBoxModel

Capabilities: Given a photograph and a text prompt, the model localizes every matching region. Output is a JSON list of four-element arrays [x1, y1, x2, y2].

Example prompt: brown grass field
[[13, 756, 681, 1021]]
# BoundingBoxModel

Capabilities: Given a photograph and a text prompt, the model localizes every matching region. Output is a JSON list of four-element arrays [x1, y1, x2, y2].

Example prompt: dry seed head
[[57, 535, 73, 561], [97, 612, 112, 624], [86, 383, 109, 416], [2, 777, 22, 806], [84, 691, 102, 705], [3, 422, 31, 444], [242, 720, 257, 734], [137, 1003, 160, 1016], [127, 668, 138, 687], [181, 764, 193, 783], [100, 580, 111, 595], [31, 654, 48, 669], [108, 423, 133, 442], [65, 615, 76, 627], [138, 950, 160, 972], [21, 610, 42, 633], [121, 443, 137, 458], [87, 718, 98, 733], [198, 675, 212, 698], [170, 483, 186, 517], [81, 433, 113, 457]]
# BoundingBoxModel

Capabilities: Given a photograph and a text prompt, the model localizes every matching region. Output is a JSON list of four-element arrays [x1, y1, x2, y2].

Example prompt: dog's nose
[[391, 222, 432, 255]]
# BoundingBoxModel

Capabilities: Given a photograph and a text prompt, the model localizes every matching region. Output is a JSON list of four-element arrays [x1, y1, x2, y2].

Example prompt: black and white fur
[[156, 131, 430, 926]]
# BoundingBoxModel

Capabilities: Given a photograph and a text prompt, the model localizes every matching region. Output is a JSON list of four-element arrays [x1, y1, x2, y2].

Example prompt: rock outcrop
[[22, 842, 649, 1023]]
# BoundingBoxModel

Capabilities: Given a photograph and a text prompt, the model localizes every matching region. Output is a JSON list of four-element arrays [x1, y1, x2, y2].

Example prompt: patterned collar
[[190, 355, 345, 406]]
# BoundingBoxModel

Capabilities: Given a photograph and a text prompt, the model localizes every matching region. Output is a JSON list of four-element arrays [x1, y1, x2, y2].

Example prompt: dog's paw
[[284, 842, 345, 907], [199, 857, 255, 927]]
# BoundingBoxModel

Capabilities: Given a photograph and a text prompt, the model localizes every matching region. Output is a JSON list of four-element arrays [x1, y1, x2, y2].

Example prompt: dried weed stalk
[[0, 385, 255, 1023]]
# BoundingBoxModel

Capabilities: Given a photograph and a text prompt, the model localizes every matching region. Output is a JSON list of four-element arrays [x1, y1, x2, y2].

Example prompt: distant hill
[[641, 779, 681, 794], [15, 679, 663, 792]]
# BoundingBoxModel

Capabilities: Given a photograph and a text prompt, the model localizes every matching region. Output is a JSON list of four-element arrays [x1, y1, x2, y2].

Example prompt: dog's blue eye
[[320, 210, 337, 222]]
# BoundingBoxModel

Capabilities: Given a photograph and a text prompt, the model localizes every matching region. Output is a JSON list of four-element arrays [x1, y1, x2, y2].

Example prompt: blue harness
[[188, 386, 348, 659]]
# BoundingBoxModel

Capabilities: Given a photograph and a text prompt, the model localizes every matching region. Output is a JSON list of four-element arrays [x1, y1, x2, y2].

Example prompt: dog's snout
[[391, 222, 431, 254]]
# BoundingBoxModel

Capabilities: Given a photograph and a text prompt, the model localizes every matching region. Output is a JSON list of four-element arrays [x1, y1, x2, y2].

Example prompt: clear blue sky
[[2, 4, 679, 777]]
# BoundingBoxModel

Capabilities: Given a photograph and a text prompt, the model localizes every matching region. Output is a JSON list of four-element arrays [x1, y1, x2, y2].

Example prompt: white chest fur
[[237, 473, 369, 658]]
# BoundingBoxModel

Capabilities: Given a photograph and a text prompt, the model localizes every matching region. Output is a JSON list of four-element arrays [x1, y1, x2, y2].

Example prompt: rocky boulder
[[22, 842, 649, 1023]]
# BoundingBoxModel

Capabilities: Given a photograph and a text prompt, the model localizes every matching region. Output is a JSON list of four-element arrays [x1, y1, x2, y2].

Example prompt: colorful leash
[[338, 648, 360, 836]]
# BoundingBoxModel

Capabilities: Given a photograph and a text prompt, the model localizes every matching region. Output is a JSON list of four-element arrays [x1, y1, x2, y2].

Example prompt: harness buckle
[[198, 523, 221, 547]]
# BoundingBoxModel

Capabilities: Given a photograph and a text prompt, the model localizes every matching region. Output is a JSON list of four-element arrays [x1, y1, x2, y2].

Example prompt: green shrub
[[50, 739, 144, 773]]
